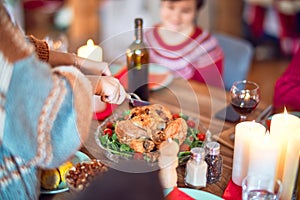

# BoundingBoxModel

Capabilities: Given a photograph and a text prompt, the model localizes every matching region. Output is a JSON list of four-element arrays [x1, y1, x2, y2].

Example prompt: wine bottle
[[126, 18, 149, 101]]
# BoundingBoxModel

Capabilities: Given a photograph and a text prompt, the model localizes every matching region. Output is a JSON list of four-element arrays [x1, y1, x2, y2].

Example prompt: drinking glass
[[242, 176, 282, 200], [230, 80, 260, 121]]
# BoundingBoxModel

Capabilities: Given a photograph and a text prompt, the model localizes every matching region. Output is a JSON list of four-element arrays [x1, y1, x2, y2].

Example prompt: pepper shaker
[[158, 138, 179, 189], [205, 142, 223, 184], [185, 147, 207, 189]]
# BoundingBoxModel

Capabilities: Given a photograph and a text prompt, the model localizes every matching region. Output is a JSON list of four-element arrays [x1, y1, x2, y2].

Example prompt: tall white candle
[[77, 39, 106, 113], [247, 131, 279, 183], [281, 129, 300, 200], [270, 109, 300, 180], [232, 121, 266, 186]]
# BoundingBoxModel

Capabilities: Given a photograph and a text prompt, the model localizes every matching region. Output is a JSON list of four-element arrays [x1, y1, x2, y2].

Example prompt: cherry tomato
[[172, 113, 180, 120], [133, 152, 143, 160], [106, 121, 114, 130], [187, 120, 195, 128], [196, 133, 206, 141], [103, 128, 113, 137], [179, 144, 190, 152]]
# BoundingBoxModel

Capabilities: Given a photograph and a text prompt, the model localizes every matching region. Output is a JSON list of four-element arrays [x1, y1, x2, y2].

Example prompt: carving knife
[[126, 93, 150, 107]]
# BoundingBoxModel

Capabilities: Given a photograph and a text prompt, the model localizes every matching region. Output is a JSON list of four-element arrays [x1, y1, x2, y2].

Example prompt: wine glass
[[230, 80, 260, 121]]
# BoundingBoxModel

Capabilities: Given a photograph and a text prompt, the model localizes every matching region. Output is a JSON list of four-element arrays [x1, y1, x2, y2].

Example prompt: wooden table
[[39, 79, 268, 200]]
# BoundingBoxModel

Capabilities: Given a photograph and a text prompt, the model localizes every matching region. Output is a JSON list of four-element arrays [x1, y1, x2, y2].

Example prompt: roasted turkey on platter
[[115, 104, 188, 153]]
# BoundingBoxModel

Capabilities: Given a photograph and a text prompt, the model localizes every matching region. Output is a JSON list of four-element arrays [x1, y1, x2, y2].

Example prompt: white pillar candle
[[247, 131, 279, 184], [77, 39, 103, 61], [270, 109, 300, 180], [77, 39, 106, 113], [281, 129, 300, 200], [232, 121, 266, 186]]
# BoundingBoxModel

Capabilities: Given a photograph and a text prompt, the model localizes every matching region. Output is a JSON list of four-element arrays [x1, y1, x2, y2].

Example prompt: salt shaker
[[158, 138, 179, 189], [205, 142, 222, 184], [184, 147, 207, 189]]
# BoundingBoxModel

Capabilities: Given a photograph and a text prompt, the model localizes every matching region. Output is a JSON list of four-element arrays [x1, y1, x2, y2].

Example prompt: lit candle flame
[[87, 39, 94, 47], [283, 107, 288, 115], [283, 106, 289, 122]]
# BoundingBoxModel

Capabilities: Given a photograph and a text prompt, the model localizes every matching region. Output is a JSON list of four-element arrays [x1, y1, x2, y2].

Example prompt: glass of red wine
[[230, 80, 260, 121]]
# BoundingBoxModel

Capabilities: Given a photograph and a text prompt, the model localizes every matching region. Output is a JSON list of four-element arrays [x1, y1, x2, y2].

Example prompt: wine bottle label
[[136, 55, 141, 70]]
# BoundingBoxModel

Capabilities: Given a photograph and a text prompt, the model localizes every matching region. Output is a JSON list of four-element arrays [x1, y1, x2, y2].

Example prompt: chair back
[[214, 33, 254, 91]]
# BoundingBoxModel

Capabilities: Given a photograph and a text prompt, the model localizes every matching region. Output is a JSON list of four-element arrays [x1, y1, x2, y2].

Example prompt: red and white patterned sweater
[[144, 25, 224, 88]]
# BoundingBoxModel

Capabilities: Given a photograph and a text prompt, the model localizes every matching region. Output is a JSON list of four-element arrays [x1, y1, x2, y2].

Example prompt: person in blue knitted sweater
[[0, 1, 126, 199]]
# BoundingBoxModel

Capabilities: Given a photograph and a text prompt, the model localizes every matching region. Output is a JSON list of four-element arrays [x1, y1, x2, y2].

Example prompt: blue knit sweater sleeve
[[4, 54, 82, 168]]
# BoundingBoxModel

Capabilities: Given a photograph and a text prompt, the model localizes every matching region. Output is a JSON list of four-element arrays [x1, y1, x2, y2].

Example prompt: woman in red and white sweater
[[144, 0, 224, 88]]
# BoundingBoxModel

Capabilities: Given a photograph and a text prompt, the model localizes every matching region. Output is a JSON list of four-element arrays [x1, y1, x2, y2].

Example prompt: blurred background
[[5, 0, 295, 105], [17, 0, 247, 55]]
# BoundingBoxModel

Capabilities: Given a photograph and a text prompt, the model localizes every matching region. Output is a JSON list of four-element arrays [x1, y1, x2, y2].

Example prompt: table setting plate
[[40, 151, 91, 194], [40, 186, 69, 195]]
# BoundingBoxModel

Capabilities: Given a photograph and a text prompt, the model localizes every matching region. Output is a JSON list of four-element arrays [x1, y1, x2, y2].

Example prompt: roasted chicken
[[115, 104, 187, 153]]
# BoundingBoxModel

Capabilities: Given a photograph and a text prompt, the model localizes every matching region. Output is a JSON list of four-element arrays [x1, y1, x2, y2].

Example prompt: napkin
[[114, 66, 127, 87], [165, 187, 195, 200], [93, 103, 117, 120], [222, 178, 242, 200]]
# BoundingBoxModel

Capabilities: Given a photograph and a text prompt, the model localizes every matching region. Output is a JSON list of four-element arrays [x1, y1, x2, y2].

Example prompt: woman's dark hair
[[161, 0, 205, 10]]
